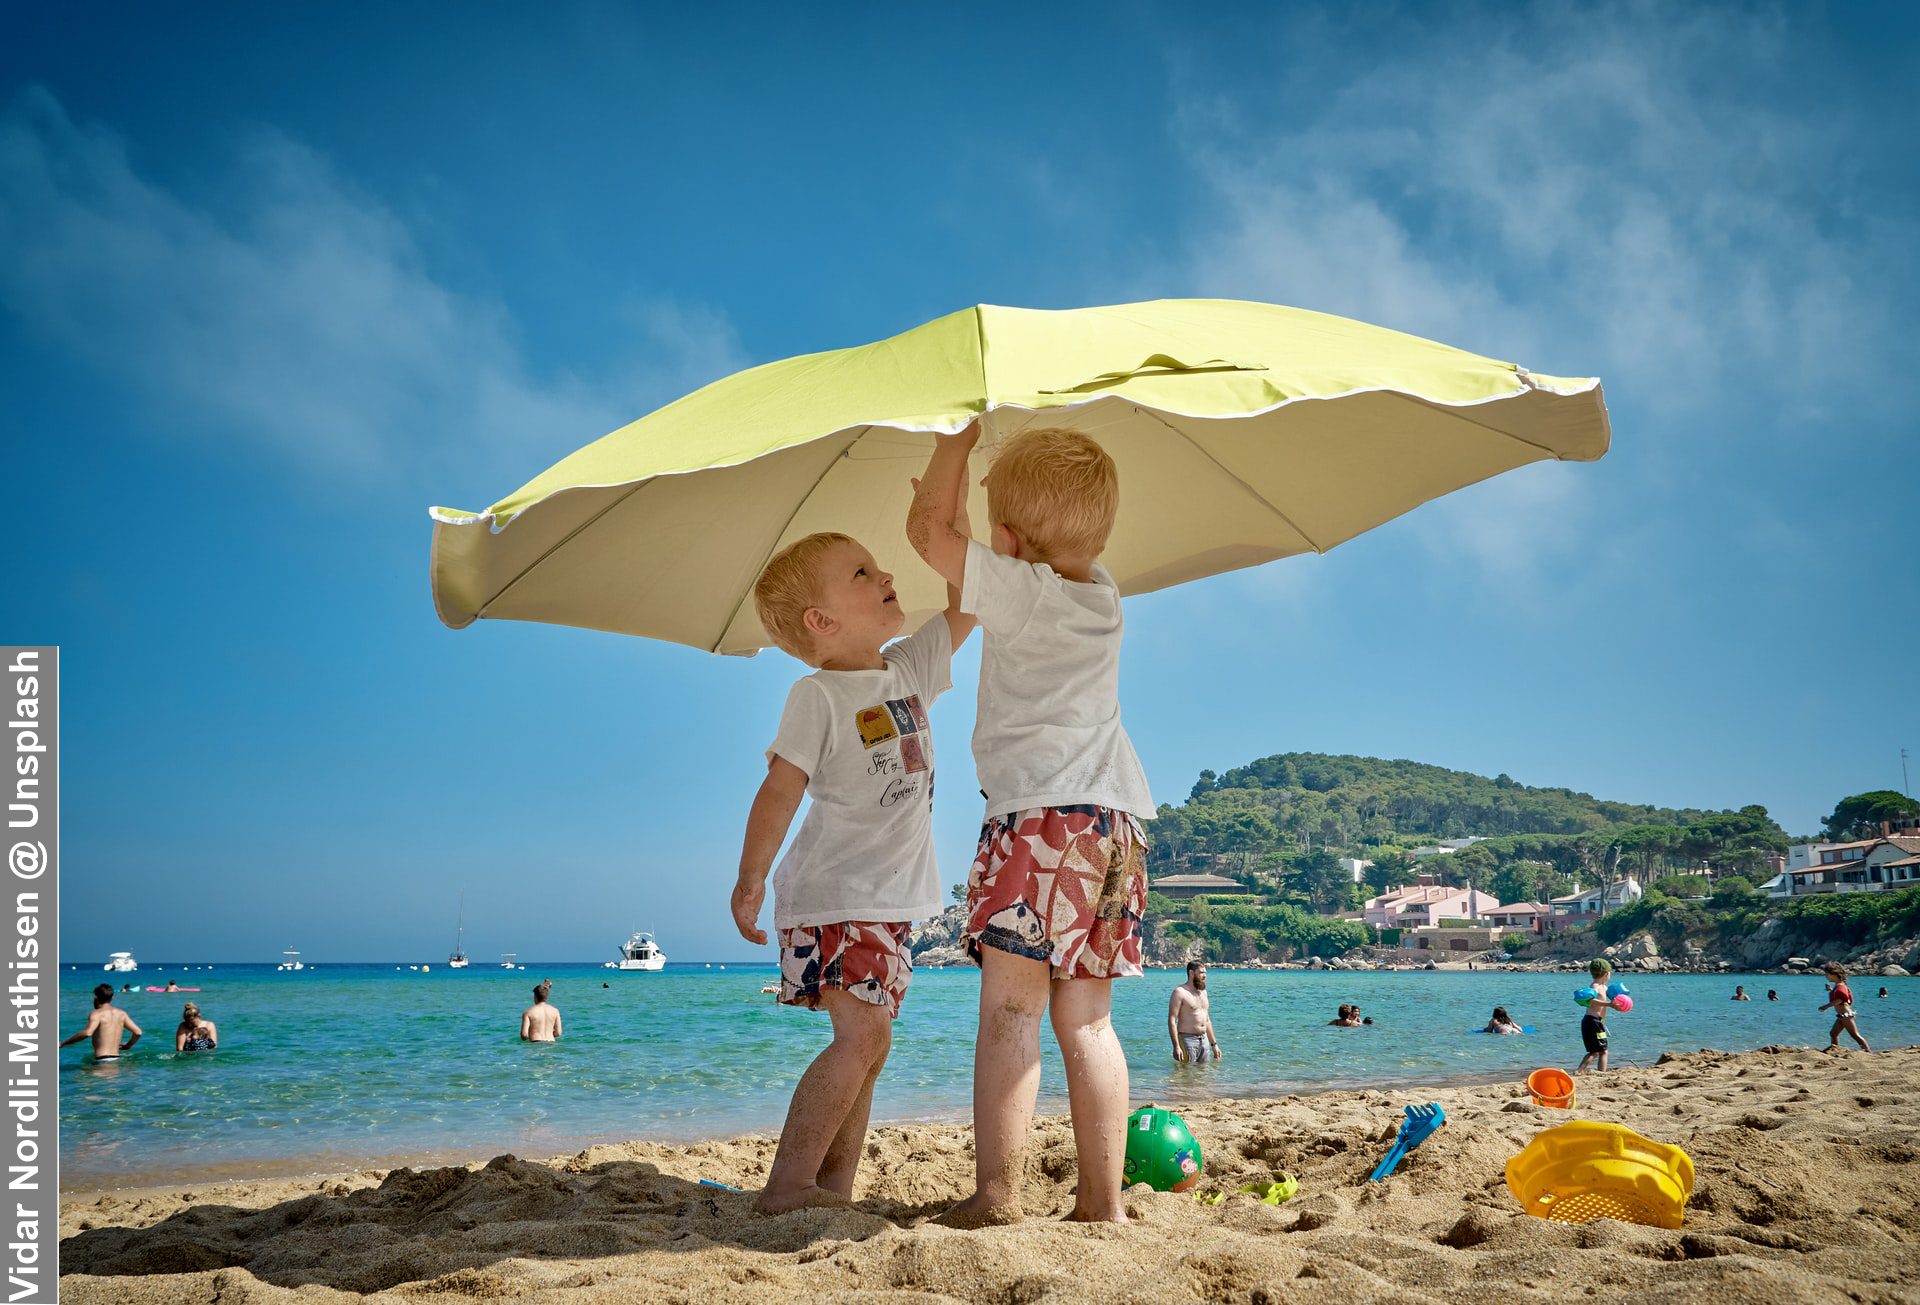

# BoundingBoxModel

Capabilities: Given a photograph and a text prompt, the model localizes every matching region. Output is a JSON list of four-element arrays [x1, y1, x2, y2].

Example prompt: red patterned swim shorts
[[777, 920, 914, 1019], [964, 804, 1148, 980]]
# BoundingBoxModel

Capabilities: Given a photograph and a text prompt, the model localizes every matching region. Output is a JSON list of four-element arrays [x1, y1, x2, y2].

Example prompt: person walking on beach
[[1168, 961, 1222, 1062], [61, 984, 142, 1062], [1819, 964, 1871, 1053], [731, 502, 975, 1215], [520, 980, 563, 1042], [174, 1002, 217, 1053], [909, 423, 1154, 1227], [1575, 958, 1612, 1074]]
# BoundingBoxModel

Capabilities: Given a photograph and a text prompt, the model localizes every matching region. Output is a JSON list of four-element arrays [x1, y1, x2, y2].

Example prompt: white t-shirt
[[765, 617, 954, 929], [959, 539, 1155, 821]]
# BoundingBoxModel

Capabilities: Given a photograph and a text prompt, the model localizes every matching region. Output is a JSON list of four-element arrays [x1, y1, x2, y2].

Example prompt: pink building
[[1362, 885, 1500, 929]]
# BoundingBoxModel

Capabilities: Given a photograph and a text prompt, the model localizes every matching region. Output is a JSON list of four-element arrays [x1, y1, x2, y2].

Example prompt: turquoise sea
[[58, 962, 1920, 1188]]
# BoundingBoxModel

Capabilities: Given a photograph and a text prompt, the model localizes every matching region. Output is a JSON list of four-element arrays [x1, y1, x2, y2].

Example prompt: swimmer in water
[[175, 1002, 217, 1053], [521, 979, 563, 1042], [62, 984, 142, 1062]]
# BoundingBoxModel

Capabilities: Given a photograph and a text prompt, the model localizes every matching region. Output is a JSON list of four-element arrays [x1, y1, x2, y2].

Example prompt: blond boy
[[731, 515, 974, 1214], [907, 419, 1154, 1225]]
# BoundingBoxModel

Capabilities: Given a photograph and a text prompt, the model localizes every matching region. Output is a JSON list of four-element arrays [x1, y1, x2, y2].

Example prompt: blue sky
[[8, 2, 1916, 964]]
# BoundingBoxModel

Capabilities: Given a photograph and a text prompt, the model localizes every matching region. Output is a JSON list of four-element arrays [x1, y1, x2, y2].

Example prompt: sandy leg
[[937, 948, 1050, 1227], [1050, 975, 1129, 1224], [756, 991, 892, 1215]]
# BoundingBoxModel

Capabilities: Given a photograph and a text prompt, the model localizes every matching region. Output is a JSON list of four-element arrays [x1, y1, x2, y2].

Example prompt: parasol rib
[[479, 476, 660, 620], [1131, 406, 1327, 555], [707, 427, 869, 653]]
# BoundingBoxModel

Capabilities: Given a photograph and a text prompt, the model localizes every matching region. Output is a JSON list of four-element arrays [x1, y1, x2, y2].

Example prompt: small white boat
[[103, 952, 137, 973], [276, 947, 304, 972], [500, 953, 518, 969], [447, 894, 469, 968], [603, 931, 667, 971]]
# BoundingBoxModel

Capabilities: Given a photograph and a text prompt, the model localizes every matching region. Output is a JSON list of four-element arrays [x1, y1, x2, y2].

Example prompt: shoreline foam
[[61, 1043, 1920, 1303]]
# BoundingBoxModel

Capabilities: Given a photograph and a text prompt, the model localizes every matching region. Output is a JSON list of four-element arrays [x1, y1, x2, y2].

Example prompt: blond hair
[[182, 1002, 200, 1020], [753, 532, 856, 661], [985, 428, 1119, 561]]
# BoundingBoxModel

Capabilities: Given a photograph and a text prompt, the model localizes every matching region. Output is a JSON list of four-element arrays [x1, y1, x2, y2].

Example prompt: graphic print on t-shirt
[[886, 699, 917, 736], [852, 695, 933, 802], [856, 705, 899, 749]]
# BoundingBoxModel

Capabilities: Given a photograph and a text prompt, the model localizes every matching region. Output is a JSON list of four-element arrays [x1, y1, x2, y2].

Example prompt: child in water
[[1819, 964, 1872, 1053], [1484, 1006, 1521, 1034], [1575, 958, 1612, 1073]]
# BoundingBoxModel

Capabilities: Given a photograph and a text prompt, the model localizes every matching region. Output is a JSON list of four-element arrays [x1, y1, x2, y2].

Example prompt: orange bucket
[[1527, 1067, 1575, 1109]]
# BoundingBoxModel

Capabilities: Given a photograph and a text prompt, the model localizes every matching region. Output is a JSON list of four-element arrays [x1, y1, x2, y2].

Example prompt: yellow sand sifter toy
[[1506, 1121, 1694, 1228]]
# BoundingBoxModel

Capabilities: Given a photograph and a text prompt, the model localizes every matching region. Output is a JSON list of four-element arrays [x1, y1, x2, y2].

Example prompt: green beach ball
[[1123, 1105, 1203, 1193]]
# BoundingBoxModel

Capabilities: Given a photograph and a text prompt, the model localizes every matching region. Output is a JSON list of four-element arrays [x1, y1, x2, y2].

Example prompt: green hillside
[[1147, 753, 1789, 911]]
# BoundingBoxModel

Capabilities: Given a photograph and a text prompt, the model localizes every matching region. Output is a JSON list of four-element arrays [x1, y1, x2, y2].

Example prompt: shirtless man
[[61, 984, 142, 1061], [520, 979, 563, 1042], [1168, 961, 1222, 1063]]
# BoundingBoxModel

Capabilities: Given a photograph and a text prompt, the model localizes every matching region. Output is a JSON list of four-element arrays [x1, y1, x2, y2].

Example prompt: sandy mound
[[60, 1044, 1920, 1303]]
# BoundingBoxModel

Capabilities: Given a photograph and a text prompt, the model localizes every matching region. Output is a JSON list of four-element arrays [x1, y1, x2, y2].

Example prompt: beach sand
[[60, 1044, 1920, 1303]]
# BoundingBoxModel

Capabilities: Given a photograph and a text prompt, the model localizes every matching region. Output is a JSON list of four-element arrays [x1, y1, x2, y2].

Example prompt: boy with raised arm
[[907, 419, 1154, 1226], [731, 504, 975, 1214]]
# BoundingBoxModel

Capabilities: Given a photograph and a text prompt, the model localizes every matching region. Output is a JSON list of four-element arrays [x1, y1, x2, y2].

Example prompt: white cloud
[[0, 86, 747, 493], [1158, 2, 1913, 577]]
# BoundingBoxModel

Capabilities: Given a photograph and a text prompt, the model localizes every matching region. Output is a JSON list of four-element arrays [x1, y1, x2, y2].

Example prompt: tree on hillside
[[1362, 852, 1416, 898], [1490, 859, 1568, 906], [1289, 849, 1354, 915], [1821, 791, 1920, 841]]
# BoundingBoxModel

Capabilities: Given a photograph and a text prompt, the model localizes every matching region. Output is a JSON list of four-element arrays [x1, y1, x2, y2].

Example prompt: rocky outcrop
[[907, 903, 972, 968]]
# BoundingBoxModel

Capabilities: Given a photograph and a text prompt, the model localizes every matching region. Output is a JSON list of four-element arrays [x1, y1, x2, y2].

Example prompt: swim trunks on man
[[1179, 1033, 1214, 1063]]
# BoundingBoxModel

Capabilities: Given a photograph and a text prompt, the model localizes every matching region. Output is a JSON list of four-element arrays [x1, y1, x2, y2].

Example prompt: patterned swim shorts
[[964, 804, 1148, 980], [777, 920, 914, 1019]]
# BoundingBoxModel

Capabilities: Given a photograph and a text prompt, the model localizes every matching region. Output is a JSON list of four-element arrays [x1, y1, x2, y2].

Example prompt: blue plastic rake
[[1367, 1103, 1447, 1182]]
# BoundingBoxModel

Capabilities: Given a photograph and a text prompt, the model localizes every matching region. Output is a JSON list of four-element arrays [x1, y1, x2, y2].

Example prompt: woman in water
[[1483, 1006, 1522, 1034], [1328, 1004, 1361, 1028], [174, 1002, 217, 1053]]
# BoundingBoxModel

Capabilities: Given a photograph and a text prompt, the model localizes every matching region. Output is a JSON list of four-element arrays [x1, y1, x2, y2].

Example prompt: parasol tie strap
[[1039, 354, 1268, 395]]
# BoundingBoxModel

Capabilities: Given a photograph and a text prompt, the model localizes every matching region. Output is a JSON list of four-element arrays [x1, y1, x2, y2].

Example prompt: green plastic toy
[[1123, 1105, 1203, 1192]]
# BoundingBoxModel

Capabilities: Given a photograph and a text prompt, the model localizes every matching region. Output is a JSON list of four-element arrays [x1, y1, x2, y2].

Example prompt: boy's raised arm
[[907, 419, 980, 590], [731, 755, 810, 945]]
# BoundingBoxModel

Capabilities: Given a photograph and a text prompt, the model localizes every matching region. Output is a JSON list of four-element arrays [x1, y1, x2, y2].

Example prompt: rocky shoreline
[[906, 903, 1919, 979]]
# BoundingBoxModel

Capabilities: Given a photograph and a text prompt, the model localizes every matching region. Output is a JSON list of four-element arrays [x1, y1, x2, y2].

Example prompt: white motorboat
[[500, 952, 517, 969], [603, 932, 667, 971], [448, 894, 469, 968], [276, 947, 304, 972], [103, 951, 137, 973]]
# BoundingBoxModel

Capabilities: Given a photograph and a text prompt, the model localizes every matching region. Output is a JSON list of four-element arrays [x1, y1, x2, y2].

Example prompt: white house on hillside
[[1548, 880, 1644, 918], [1762, 836, 1920, 898]]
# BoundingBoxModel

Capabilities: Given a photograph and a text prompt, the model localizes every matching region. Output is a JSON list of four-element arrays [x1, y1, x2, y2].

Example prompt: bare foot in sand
[[932, 1193, 1024, 1228], [1063, 1203, 1130, 1225], [753, 1184, 851, 1215]]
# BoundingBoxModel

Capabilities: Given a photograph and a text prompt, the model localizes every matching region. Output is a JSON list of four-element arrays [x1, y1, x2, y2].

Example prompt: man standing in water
[[1168, 961, 1222, 1063], [520, 979, 563, 1042], [61, 984, 142, 1061]]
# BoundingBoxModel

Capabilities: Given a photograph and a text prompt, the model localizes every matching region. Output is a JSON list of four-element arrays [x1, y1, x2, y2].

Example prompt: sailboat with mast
[[447, 893, 469, 968]]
